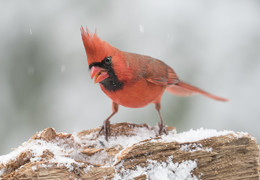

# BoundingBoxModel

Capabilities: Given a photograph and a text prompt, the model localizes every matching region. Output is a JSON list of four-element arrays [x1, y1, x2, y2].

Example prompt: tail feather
[[166, 81, 228, 101]]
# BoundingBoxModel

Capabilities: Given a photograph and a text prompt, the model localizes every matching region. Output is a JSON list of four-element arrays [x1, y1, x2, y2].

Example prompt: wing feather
[[143, 58, 179, 86]]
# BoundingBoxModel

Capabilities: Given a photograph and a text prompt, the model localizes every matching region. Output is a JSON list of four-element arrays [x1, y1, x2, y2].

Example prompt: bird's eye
[[104, 56, 112, 65]]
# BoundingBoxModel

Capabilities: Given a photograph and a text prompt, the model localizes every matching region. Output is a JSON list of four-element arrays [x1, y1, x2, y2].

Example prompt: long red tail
[[166, 81, 228, 101]]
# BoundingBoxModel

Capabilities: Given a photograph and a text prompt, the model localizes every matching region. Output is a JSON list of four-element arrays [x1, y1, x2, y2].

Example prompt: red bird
[[81, 27, 228, 140]]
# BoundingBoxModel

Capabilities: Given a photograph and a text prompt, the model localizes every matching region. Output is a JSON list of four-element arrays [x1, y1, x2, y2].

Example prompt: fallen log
[[0, 123, 259, 179]]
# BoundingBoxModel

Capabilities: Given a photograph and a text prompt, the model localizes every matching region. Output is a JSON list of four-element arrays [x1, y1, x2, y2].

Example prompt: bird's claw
[[98, 120, 111, 141], [158, 122, 168, 135]]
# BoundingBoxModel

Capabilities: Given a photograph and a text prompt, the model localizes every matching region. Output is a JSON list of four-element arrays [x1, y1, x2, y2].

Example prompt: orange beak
[[90, 66, 109, 84]]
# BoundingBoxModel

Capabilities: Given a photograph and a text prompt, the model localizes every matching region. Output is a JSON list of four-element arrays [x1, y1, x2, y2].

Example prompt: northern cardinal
[[81, 27, 228, 140]]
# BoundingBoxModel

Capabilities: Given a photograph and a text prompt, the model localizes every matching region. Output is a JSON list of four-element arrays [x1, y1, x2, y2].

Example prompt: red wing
[[144, 58, 179, 86]]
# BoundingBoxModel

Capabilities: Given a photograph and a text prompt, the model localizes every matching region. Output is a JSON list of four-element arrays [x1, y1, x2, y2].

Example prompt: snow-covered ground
[[0, 126, 251, 179]]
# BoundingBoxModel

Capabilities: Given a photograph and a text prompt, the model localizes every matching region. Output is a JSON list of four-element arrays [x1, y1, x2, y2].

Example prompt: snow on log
[[0, 123, 259, 179]]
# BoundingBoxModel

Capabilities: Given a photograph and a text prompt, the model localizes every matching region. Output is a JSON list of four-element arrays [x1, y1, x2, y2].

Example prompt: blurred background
[[0, 0, 260, 155]]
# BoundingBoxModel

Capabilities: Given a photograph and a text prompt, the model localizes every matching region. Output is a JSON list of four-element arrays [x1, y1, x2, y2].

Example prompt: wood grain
[[0, 123, 259, 180]]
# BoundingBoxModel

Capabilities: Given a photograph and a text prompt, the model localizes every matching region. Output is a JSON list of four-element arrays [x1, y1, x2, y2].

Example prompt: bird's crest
[[81, 26, 116, 65]]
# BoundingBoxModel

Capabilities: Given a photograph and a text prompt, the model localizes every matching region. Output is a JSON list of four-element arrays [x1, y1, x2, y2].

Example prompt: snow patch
[[84, 150, 109, 165], [39, 163, 53, 169], [83, 165, 93, 174], [0, 141, 30, 165], [0, 137, 83, 174], [114, 156, 199, 180], [108, 126, 156, 148], [159, 128, 248, 143], [180, 143, 212, 153], [74, 126, 156, 150], [31, 165, 37, 171]]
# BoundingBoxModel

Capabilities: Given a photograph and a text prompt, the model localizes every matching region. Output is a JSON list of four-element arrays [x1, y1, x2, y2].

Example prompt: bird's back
[[124, 52, 179, 86]]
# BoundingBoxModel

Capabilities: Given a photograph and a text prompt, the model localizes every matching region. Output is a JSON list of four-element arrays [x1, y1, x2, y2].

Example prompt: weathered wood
[[0, 123, 259, 179]]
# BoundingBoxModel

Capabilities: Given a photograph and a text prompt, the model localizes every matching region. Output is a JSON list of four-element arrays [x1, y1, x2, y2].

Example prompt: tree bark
[[0, 123, 259, 179]]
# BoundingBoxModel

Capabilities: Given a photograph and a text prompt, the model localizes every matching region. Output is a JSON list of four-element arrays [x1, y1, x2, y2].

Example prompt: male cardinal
[[81, 26, 228, 140]]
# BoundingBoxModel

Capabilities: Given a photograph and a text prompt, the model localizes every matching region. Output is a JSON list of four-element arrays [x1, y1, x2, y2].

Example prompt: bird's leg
[[99, 102, 119, 141], [155, 103, 168, 135]]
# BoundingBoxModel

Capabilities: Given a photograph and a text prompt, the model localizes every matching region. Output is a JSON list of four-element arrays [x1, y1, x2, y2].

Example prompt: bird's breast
[[100, 78, 166, 108]]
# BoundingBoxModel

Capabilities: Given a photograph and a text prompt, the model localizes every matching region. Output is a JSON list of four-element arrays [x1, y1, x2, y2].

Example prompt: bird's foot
[[98, 120, 111, 141], [158, 121, 168, 135]]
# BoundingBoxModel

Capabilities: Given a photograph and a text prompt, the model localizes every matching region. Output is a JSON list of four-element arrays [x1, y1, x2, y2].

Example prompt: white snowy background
[[0, 0, 260, 155]]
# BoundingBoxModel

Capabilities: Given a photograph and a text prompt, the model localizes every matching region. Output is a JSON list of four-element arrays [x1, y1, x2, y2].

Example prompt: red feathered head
[[81, 26, 117, 65]]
